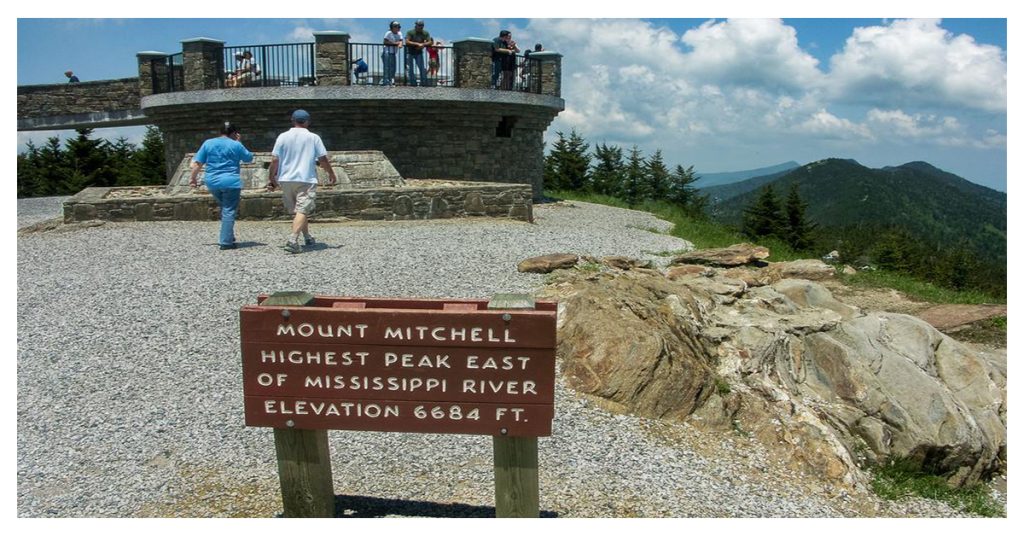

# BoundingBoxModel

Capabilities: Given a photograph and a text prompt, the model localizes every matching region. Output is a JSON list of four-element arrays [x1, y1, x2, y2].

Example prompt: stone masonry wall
[[145, 98, 556, 198], [63, 182, 533, 223], [17, 78, 141, 119]]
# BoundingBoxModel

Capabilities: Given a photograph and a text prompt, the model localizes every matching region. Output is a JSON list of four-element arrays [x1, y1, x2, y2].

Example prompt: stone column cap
[[137, 51, 170, 57], [527, 51, 562, 59], [180, 37, 226, 44], [455, 37, 493, 44], [313, 31, 350, 37]]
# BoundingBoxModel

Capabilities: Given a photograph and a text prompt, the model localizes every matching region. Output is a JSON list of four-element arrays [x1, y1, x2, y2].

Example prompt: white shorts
[[281, 182, 316, 215]]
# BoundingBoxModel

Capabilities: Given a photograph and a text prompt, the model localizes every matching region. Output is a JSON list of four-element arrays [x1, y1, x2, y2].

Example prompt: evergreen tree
[[667, 164, 707, 217], [741, 185, 783, 239], [784, 183, 816, 251], [590, 143, 624, 197], [934, 241, 977, 291], [110, 137, 140, 186], [127, 126, 168, 186], [621, 145, 646, 205], [872, 227, 917, 273], [63, 128, 116, 192], [543, 131, 569, 191], [562, 129, 591, 191], [643, 149, 670, 201]]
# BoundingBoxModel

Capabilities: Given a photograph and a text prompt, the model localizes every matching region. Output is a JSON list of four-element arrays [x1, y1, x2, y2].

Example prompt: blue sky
[[15, 15, 1009, 191]]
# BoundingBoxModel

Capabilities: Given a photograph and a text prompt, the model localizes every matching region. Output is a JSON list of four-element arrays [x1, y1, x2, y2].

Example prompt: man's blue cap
[[292, 109, 311, 123]]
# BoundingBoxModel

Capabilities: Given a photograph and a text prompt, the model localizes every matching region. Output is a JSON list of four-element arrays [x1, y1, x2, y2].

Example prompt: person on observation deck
[[404, 19, 434, 86], [64, 70, 80, 83], [381, 21, 404, 86]]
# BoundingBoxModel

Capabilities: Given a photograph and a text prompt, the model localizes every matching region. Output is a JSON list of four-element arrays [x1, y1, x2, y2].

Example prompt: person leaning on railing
[[381, 21, 404, 86], [404, 19, 433, 87], [491, 30, 519, 90]]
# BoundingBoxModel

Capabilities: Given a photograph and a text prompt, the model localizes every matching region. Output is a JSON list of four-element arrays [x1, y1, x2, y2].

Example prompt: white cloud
[[796, 110, 873, 140], [864, 109, 961, 138], [679, 18, 823, 91], [827, 19, 1006, 112], [288, 26, 315, 42]]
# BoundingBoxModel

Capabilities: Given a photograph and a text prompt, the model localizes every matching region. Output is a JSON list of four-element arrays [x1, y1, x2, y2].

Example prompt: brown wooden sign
[[240, 296, 557, 437]]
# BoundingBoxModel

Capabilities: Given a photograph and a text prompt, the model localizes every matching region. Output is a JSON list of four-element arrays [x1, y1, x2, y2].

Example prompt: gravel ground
[[16, 198, 985, 518], [17, 196, 69, 228]]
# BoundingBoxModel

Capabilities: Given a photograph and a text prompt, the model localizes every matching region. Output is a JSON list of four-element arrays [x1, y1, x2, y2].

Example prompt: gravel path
[[16, 199, 969, 517], [17, 196, 69, 228]]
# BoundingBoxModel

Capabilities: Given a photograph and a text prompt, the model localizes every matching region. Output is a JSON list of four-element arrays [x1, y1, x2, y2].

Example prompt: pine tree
[[784, 183, 816, 251], [130, 126, 167, 185], [667, 163, 708, 217], [644, 149, 670, 201], [621, 146, 646, 205], [63, 128, 115, 192], [543, 131, 569, 191], [872, 227, 917, 273], [590, 143, 624, 196], [741, 185, 783, 239], [562, 129, 591, 191], [110, 137, 140, 186]]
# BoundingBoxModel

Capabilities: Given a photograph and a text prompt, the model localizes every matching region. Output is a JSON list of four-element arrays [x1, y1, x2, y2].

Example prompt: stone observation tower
[[17, 31, 565, 201]]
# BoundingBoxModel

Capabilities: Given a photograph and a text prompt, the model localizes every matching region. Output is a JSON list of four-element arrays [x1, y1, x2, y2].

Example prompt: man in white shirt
[[267, 109, 338, 253]]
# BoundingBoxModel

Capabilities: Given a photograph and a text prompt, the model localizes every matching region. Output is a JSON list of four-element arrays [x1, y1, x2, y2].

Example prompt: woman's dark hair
[[221, 122, 239, 137]]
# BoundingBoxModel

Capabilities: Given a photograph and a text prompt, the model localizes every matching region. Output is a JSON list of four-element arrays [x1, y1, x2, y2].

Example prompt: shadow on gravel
[[333, 494, 559, 518]]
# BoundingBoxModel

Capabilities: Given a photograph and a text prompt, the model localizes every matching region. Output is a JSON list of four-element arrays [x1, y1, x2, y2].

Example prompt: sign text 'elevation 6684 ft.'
[[240, 296, 557, 436]]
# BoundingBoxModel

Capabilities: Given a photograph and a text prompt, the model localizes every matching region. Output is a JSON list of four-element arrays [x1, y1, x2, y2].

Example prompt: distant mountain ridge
[[693, 161, 801, 188], [709, 158, 1007, 262]]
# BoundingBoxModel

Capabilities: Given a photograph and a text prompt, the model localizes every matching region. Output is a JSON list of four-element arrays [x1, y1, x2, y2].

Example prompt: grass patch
[[549, 190, 808, 262], [549, 190, 1003, 304], [714, 377, 731, 396], [839, 270, 1004, 305], [949, 316, 1007, 345], [871, 458, 1004, 517]]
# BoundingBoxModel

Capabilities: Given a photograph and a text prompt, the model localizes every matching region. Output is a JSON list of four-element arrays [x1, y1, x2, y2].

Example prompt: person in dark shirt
[[491, 30, 518, 89], [405, 20, 433, 87], [65, 70, 80, 83]]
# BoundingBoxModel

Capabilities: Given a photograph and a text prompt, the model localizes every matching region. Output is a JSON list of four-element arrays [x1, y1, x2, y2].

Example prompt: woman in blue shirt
[[188, 122, 254, 249]]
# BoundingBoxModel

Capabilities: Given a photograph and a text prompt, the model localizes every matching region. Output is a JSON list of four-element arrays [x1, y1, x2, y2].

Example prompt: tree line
[[543, 129, 708, 218], [543, 129, 1004, 298], [542, 129, 815, 252], [17, 127, 167, 198]]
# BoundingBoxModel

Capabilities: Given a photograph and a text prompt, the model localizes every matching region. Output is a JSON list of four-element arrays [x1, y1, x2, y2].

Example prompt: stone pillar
[[137, 51, 169, 97], [530, 52, 562, 97], [181, 37, 225, 90], [313, 31, 351, 86], [454, 38, 493, 89]]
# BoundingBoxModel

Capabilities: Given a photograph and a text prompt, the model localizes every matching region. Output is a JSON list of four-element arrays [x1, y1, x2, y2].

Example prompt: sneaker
[[303, 235, 316, 247], [219, 243, 237, 250], [284, 241, 302, 254]]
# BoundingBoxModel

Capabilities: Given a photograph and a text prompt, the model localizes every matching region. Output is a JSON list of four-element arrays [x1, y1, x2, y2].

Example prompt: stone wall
[[165, 151, 405, 194], [454, 39, 493, 89], [63, 182, 533, 223], [142, 89, 561, 198], [17, 78, 141, 119]]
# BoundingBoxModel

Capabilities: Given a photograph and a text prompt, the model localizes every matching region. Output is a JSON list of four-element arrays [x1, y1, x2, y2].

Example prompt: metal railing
[[348, 42, 455, 87], [150, 53, 183, 94], [222, 43, 316, 88], [495, 53, 542, 93]]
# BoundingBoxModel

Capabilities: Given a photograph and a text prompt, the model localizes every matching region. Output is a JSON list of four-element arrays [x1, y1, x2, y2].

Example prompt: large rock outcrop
[[545, 264, 1006, 489]]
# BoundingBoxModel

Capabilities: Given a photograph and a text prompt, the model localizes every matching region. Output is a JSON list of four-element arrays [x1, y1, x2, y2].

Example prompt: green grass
[[549, 190, 1006, 305], [871, 458, 1004, 517], [549, 190, 807, 261], [839, 270, 1004, 305]]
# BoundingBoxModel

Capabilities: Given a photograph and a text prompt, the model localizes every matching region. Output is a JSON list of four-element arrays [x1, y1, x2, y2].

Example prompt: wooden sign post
[[240, 292, 557, 517]]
